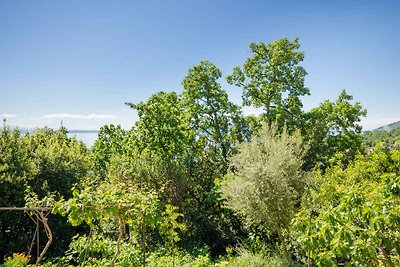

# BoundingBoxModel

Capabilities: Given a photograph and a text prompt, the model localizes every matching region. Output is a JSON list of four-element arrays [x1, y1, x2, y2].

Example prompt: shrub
[[3, 253, 30, 267]]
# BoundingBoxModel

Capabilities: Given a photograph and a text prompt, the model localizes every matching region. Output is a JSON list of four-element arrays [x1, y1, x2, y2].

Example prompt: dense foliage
[[0, 126, 88, 260], [2, 38, 395, 267], [293, 145, 400, 266]]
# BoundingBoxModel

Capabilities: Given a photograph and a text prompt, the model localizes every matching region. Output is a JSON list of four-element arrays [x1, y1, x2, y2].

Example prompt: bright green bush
[[60, 234, 142, 267], [216, 249, 302, 267], [3, 253, 30, 267], [293, 145, 400, 266], [147, 250, 212, 267]]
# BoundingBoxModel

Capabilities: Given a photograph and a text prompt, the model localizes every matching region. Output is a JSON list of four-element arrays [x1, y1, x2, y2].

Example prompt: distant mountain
[[375, 121, 400, 131]]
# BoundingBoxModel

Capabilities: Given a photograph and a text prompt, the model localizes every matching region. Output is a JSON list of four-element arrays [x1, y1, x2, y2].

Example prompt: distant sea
[[8, 127, 99, 148], [67, 130, 99, 147]]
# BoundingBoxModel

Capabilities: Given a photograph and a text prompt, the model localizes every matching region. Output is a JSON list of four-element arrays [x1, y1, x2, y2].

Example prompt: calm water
[[67, 132, 98, 147]]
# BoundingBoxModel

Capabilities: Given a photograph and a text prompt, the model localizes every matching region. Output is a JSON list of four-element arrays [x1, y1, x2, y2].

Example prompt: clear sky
[[1, 0, 399, 131]]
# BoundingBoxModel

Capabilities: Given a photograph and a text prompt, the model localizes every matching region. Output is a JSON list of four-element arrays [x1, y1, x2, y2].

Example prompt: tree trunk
[[307, 215, 311, 267], [142, 213, 146, 267], [276, 227, 287, 254], [172, 241, 175, 267], [378, 245, 395, 267]]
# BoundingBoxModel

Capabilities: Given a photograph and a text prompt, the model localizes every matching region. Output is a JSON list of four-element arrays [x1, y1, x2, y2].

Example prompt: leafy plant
[[54, 157, 159, 267], [159, 204, 186, 267], [293, 144, 400, 266], [3, 252, 30, 267]]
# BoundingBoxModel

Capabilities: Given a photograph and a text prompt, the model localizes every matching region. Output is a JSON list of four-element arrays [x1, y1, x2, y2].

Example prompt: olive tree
[[220, 124, 307, 252]]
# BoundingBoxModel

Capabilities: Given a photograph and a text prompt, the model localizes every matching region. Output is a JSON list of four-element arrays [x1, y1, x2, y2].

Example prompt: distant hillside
[[363, 121, 400, 147], [375, 120, 400, 131]]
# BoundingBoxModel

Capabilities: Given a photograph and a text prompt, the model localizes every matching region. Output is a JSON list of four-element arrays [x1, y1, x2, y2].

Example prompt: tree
[[181, 62, 253, 254], [182, 61, 248, 173], [227, 38, 309, 130], [91, 124, 127, 179], [126, 90, 244, 255], [22, 127, 89, 199], [293, 144, 400, 266], [125, 91, 193, 206], [303, 90, 367, 170], [126, 91, 191, 159], [220, 124, 307, 252]]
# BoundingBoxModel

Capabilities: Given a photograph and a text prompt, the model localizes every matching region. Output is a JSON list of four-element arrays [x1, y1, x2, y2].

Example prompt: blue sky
[[1, 0, 399, 130]]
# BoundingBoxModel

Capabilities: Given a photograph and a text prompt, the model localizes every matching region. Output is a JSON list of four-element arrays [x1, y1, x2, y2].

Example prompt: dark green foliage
[[125, 88, 245, 255], [0, 128, 29, 260], [182, 61, 249, 169], [181, 61, 249, 254], [227, 38, 309, 131], [0, 125, 89, 261], [126, 91, 191, 159], [92, 124, 127, 179], [302, 90, 367, 170], [21, 127, 89, 199], [126, 91, 194, 206]]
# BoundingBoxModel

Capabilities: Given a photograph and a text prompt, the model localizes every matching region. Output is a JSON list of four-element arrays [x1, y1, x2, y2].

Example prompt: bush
[[3, 253, 30, 267], [217, 250, 303, 267], [60, 234, 142, 267], [147, 250, 212, 267]]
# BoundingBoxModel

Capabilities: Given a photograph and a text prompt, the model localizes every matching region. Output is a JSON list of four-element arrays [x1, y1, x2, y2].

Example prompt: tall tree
[[126, 87, 245, 255], [126, 91, 191, 160], [125, 91, 193, 205], [181, 62, 248, 253], [227, 38, 309, 130], [182, 61, 247, 173]]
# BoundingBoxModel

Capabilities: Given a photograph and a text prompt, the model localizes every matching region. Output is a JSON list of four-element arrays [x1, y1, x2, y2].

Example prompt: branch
[[378, 245, 395, 267], [0, 207, 52, 211], [35, 211, 52, 266]]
